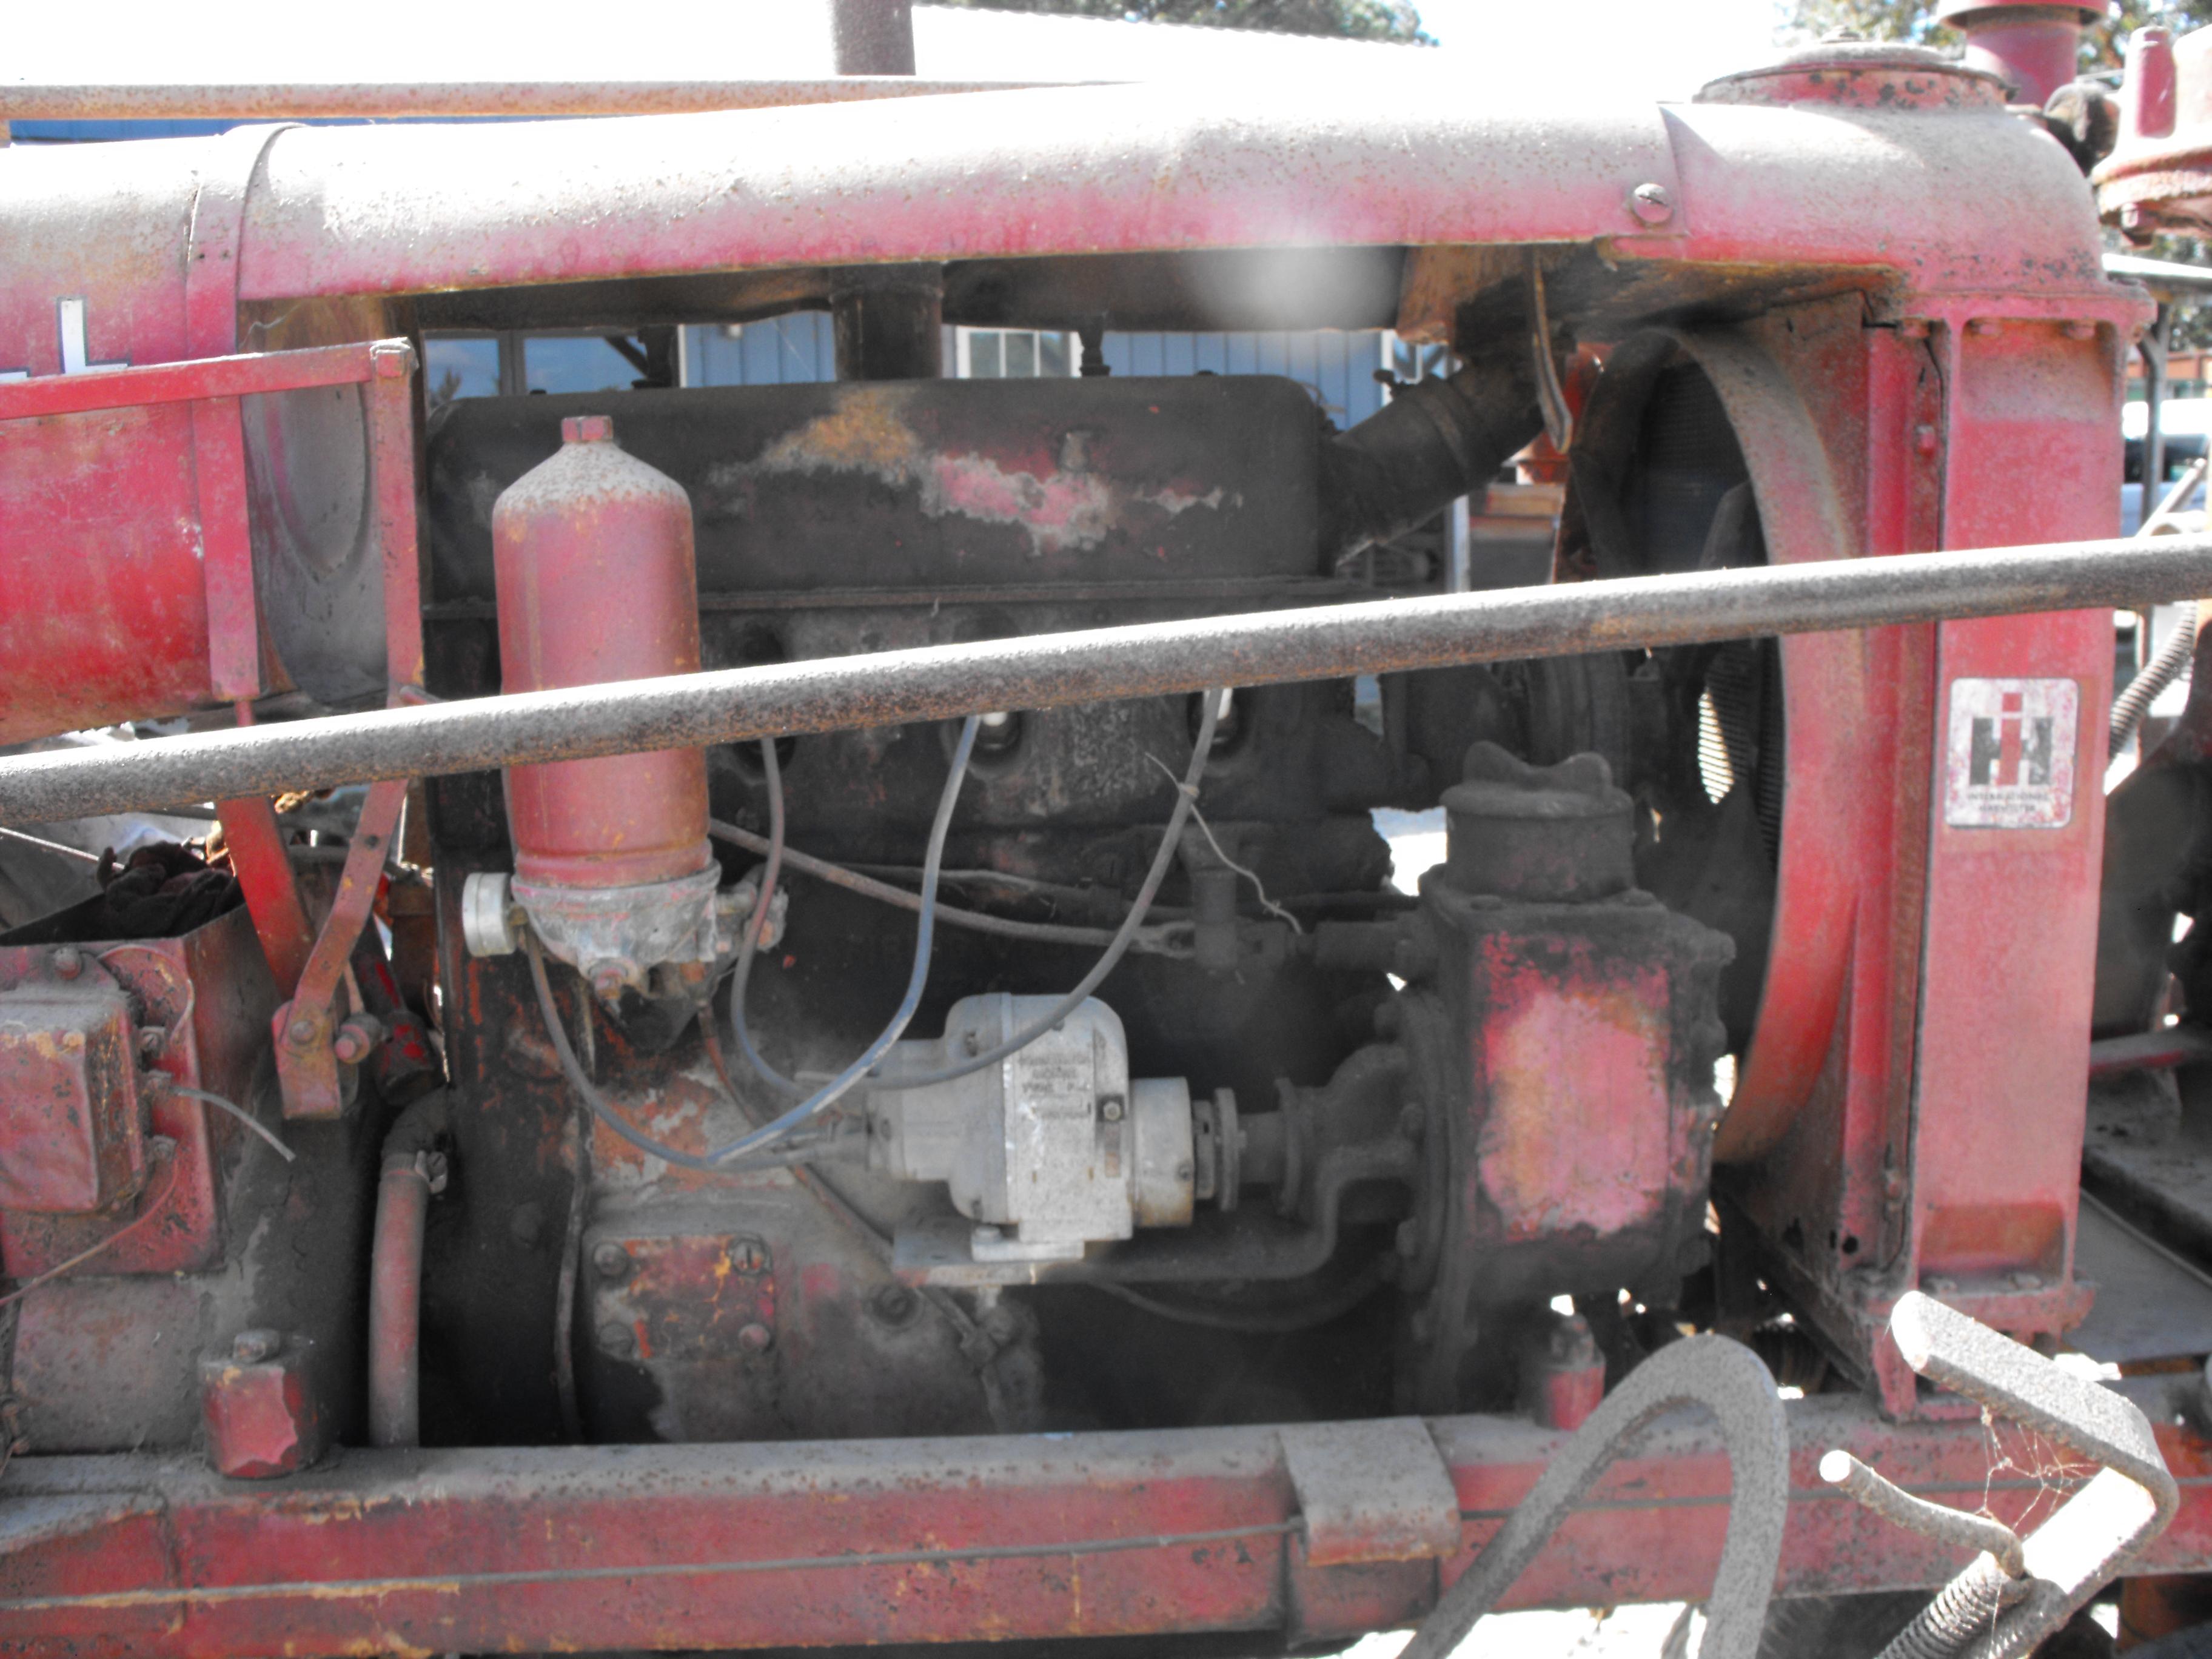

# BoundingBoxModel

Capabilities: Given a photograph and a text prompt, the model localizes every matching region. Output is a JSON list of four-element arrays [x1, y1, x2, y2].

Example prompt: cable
[[706, 716, 982, 1162], [723, 736, 805, 1101], [2111, 454, 2212, 754], [1093, 1262, 1387, 1333], [707, 820, 1182, 952], [0, 1155, 183, 1310], [1142, 751, 1302, 935], [524, 933, 840, 1176], [169, 1084, 294, 1164], [880, 688, 1224, 1092]]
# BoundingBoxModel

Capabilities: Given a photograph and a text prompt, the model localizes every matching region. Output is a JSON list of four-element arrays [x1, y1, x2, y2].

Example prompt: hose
[[367, 1091, 447, 1449], [2112, 455, 2212, 754], [711, 716, 980, 1151], [874, 688, 1225, 1093]]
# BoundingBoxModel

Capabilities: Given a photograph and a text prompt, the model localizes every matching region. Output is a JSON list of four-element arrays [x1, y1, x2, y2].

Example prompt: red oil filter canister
[[493, 414, 711, 891]]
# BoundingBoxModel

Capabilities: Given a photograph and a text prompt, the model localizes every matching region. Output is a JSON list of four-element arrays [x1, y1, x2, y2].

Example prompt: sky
[[5, 1, 1788, 106]]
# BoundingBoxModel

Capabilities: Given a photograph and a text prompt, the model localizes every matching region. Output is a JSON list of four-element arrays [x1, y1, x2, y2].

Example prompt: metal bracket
[[1854, 1292, 2180, 1659], [272, 777, 409, 1120], [1280, 1417, 1461, 1567]]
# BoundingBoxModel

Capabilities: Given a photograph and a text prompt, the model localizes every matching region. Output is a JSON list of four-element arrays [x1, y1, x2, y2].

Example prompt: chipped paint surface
[[712, 386, 1238, 559]]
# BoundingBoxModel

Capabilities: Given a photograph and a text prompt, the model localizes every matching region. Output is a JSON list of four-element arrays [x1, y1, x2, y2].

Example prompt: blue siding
[[1101, 330, 1387, 426]]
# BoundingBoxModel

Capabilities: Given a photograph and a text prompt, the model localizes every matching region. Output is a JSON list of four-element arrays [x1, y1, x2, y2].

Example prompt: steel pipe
[[5, 534, 2211, 825]]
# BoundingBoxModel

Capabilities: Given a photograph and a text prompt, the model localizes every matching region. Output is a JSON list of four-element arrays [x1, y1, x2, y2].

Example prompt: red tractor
[[2, 5, 2210, 1653]]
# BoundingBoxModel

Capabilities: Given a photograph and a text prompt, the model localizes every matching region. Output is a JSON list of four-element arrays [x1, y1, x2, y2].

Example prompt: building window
[[956, 329, 1074, 378]]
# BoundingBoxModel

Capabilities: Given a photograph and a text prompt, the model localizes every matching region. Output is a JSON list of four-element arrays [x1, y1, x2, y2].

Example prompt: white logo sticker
[[1943, 677, 2078, 830]]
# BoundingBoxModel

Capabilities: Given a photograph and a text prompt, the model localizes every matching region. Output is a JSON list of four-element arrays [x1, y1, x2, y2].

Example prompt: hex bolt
[[1629, 182, 1675, 226], [332, 1017, 380, 1065], [50, 945, 84, 980], [597, 1322, 637, 1359], [1100, 1096, 1125, 1122], [737, 1321, 775, 1353], [232, 1329, 282, 1364], [731, 1238, 769, 1274], [592, 1241, 633, 1281], [287, 1016, 317, 1044], [870, 1283, 919, 1326], [1914, 423, 1939, 458]]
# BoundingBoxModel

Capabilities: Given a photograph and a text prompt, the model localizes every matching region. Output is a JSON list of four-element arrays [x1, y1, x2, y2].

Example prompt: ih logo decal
[[1943, 677, 2079, 830]]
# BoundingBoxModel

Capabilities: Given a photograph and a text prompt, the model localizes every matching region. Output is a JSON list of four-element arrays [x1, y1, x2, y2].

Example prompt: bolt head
[[50, 946, 84, 980], [1629, 182, 1675, 226], [592, 1242, 633, 1280], [287, 1016, 317, 1044], [1914, 423, 1940, 458], [737, 1321, 775, 1353], [870, 1283, 920, 1326], [137, 1026, 167, 1061], [731, 1238, 769, 1274], [596, 1322, 637, 1359], [2064, 320, 2097, 341], [1101, 1097, 1125, 1122], [589, 965, 629, 1002], [563, 414, 615, 444], [232, 1328, 282, 1363]]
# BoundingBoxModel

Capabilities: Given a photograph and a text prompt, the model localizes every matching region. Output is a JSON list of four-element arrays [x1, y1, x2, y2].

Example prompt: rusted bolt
[[589, 965, 628, 1002], [596, 1322, 636, 1359], [50, 945, 84, 980], [1629, 181, 1675, 226], [1914, 423, 1940, 458], [286, 1016, 316, 1044], [869, 1283, 919, 1326], [137, 1026, 167, 1061], [731, 1237, 769, 1274], [592, 1241, 633, 1281], [332, 1016, 381, 1065], [737, 1321, 774, 1353], [1100, 1096, 1125, 1123], [232, 1328, 282, 1364]]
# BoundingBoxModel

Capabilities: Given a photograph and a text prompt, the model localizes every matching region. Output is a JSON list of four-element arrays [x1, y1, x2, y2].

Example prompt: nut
[[1629, 181, 1675, 226], [1100, 1096, 1125, 1123]]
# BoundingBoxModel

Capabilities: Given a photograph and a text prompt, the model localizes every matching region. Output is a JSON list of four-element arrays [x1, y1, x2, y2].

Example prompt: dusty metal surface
[[7, 1390, 2212, 1654], [7, 533, 2209, 826]]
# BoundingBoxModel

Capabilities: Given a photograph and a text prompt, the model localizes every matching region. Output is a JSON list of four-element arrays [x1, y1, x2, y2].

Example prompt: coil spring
[[1879, 1555, 2030, 1659]]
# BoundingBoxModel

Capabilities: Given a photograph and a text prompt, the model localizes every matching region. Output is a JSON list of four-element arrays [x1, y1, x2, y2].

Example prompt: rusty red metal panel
[[1, 1401, 2208, 1654], [191, 395, 261, 703], [0, 971, 144, 1214], [1907, 315, 2120, 1335], [0, 338, 415, 745], [0, 903, 276, 1281]]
